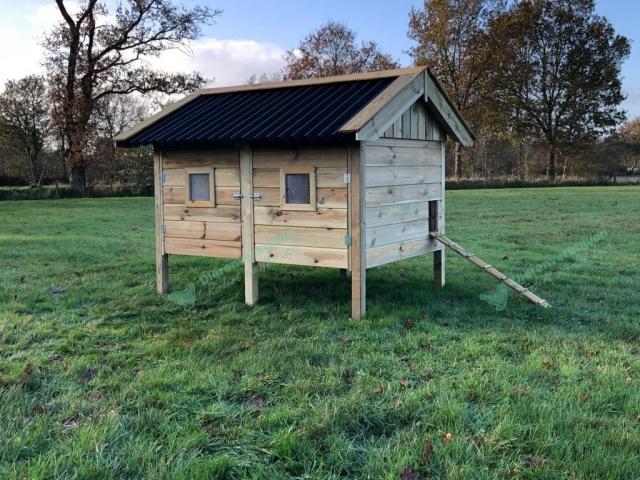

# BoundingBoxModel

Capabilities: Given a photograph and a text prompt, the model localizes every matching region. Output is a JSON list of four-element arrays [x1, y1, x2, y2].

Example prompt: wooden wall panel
[[252, 146, 349, 269], [363, 141, 444, 268], [160, 147, 242, 261]]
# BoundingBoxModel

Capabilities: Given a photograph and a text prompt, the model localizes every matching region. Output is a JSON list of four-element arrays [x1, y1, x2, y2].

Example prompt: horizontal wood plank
[[366, 220, 429, 248], [164, 220, 241, 242], [162, 168, 185, 187], [254, 207, 347, 228], [365, 165, 441, 187], [163, 186, 184, 204], [366, 237, 439, 268], [255, 225, 347, 249], [255, 244, 348, 268], [253, 147, 347, 168], [162, 149, 239, 169], [317, 167, 347, 188], [366, 201, 429, 228], [253, 168, 280, 188], [364, 145, 441, 167], [316, 188, 347, 209], [164, 205, 241, 223], [164, 237, 242, 258], [216, 168, 240, 187], [366, 183, 441, 206]]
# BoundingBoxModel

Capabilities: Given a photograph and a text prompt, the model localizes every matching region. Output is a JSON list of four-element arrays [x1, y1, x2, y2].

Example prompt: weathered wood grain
[[366, 237, 439, 268], [366, 201, 429, 228], [365, 183, 441, 206], [164, 237, 241, 258], [255, 244, 348, 268], [255, 225, 347, 249], [366, 220, 429, 248], [164, 205, 241, 223], [254, 207, 347, 228], [365, 165, 441, 187], [164, 220, 241, 242]]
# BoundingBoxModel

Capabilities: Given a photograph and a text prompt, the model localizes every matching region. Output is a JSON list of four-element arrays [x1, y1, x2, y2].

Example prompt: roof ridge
[[195, 66, 426, 96]]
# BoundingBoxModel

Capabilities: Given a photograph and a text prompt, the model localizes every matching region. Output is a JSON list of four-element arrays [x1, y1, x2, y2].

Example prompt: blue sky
[[203, 0, 639, 117], [2, 0, 638, 117]]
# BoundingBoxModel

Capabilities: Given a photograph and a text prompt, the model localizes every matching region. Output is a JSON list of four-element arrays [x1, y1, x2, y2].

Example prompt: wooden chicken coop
[[115, 67, 475, 319]]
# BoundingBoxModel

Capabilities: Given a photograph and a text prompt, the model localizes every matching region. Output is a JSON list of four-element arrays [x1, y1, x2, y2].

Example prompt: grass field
[[1, 187, 639, 479]]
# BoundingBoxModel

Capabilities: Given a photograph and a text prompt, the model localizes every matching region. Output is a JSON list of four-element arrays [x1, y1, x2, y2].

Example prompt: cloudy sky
[[1, 0, 639, 117]]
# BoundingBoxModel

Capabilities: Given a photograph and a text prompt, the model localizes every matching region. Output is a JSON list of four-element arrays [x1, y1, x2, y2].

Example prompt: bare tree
[[408, 0, 505, 180], [44, 0, 221, 194], [283, 21, 399, 80], [246, 72, 283, 85], [0, 76, 52, 186]]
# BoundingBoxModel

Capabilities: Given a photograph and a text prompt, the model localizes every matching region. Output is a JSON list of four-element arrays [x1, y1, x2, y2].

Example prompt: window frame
[[280, 166, 316, 211], [185, 167, 215, 207]]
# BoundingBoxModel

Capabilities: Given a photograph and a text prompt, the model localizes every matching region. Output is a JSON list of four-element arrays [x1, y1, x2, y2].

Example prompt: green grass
[[1, 187, 639, 479]]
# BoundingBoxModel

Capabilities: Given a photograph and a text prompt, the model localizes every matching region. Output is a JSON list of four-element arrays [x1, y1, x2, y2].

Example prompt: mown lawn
[[1, 187, 639, 479]]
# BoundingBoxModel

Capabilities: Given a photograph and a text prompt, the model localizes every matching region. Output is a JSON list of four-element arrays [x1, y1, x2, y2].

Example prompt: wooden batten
[[350, 144, 366, 319], [154, 147, 168, 294], [241, 144, 258, 305]]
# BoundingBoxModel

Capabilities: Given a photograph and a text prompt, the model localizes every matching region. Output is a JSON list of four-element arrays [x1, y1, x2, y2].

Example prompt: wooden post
[[350, 144, 366, 319], [433, 142, 446, 288], [154, 146, 169, 294], [241, 144, 258, 305]]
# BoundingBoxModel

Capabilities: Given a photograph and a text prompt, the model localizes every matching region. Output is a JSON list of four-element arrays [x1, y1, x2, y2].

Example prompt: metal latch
[[232, 192, 262, 200], [344, 234, 352, 246], [161, 224, 167, 234], [343, 173, 351, 184]]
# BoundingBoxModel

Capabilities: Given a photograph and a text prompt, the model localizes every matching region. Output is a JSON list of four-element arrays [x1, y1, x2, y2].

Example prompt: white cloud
[[146, 38, 286, 87], [0, 2, 285, 91]]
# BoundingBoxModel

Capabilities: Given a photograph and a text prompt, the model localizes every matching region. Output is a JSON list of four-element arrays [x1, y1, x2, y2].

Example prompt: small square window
[[185, 167, 215, 207], [280, 166, 316, 211], [285, 173, 310, 204], [189, 173, 210, 202]]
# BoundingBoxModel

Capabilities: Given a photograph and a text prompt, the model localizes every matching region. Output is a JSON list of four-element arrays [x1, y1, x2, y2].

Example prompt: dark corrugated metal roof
[[119, 78, 394, 146]]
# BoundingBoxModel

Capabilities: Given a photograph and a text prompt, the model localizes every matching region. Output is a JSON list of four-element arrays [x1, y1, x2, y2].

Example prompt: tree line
[[0, 0, 638, 194]]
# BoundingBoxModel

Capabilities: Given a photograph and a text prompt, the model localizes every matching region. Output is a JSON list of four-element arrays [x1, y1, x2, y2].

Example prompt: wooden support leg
[[339, 268, 348, 278], [157, 254, 169, 294], [352, 264, 365, 320], [350, 144, 365, 319], [434, 249, 445, 288], [245, 261, 258, 305], [258, 262, 267, 272]]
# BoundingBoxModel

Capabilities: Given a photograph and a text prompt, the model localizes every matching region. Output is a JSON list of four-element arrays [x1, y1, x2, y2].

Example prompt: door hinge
[[344, 234, 352, 246], [343, 173, 351, 184], [233, 192, 243, 200], [161, 224, 167, 234], [161, 172, 166, 183]]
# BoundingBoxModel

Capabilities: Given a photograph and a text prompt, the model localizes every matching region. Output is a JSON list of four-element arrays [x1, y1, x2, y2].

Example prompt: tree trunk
[[71, 165, 87, 195], [546, 145, 556, 181], [454, 142, 462, 180]]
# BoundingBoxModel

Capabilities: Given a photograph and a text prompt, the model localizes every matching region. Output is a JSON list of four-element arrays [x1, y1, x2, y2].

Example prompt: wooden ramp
[[430, 232, 551, 308]]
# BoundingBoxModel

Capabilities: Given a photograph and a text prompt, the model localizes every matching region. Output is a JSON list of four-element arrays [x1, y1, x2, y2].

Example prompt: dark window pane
[[189, 173, 210, 201], [285, 173, 310, 204]]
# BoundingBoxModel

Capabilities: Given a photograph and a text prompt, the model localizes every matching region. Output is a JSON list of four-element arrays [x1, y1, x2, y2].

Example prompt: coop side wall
[[252, 146, 349, 269], [362, 139, 444, 268], [159, 148, 243, 258]]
